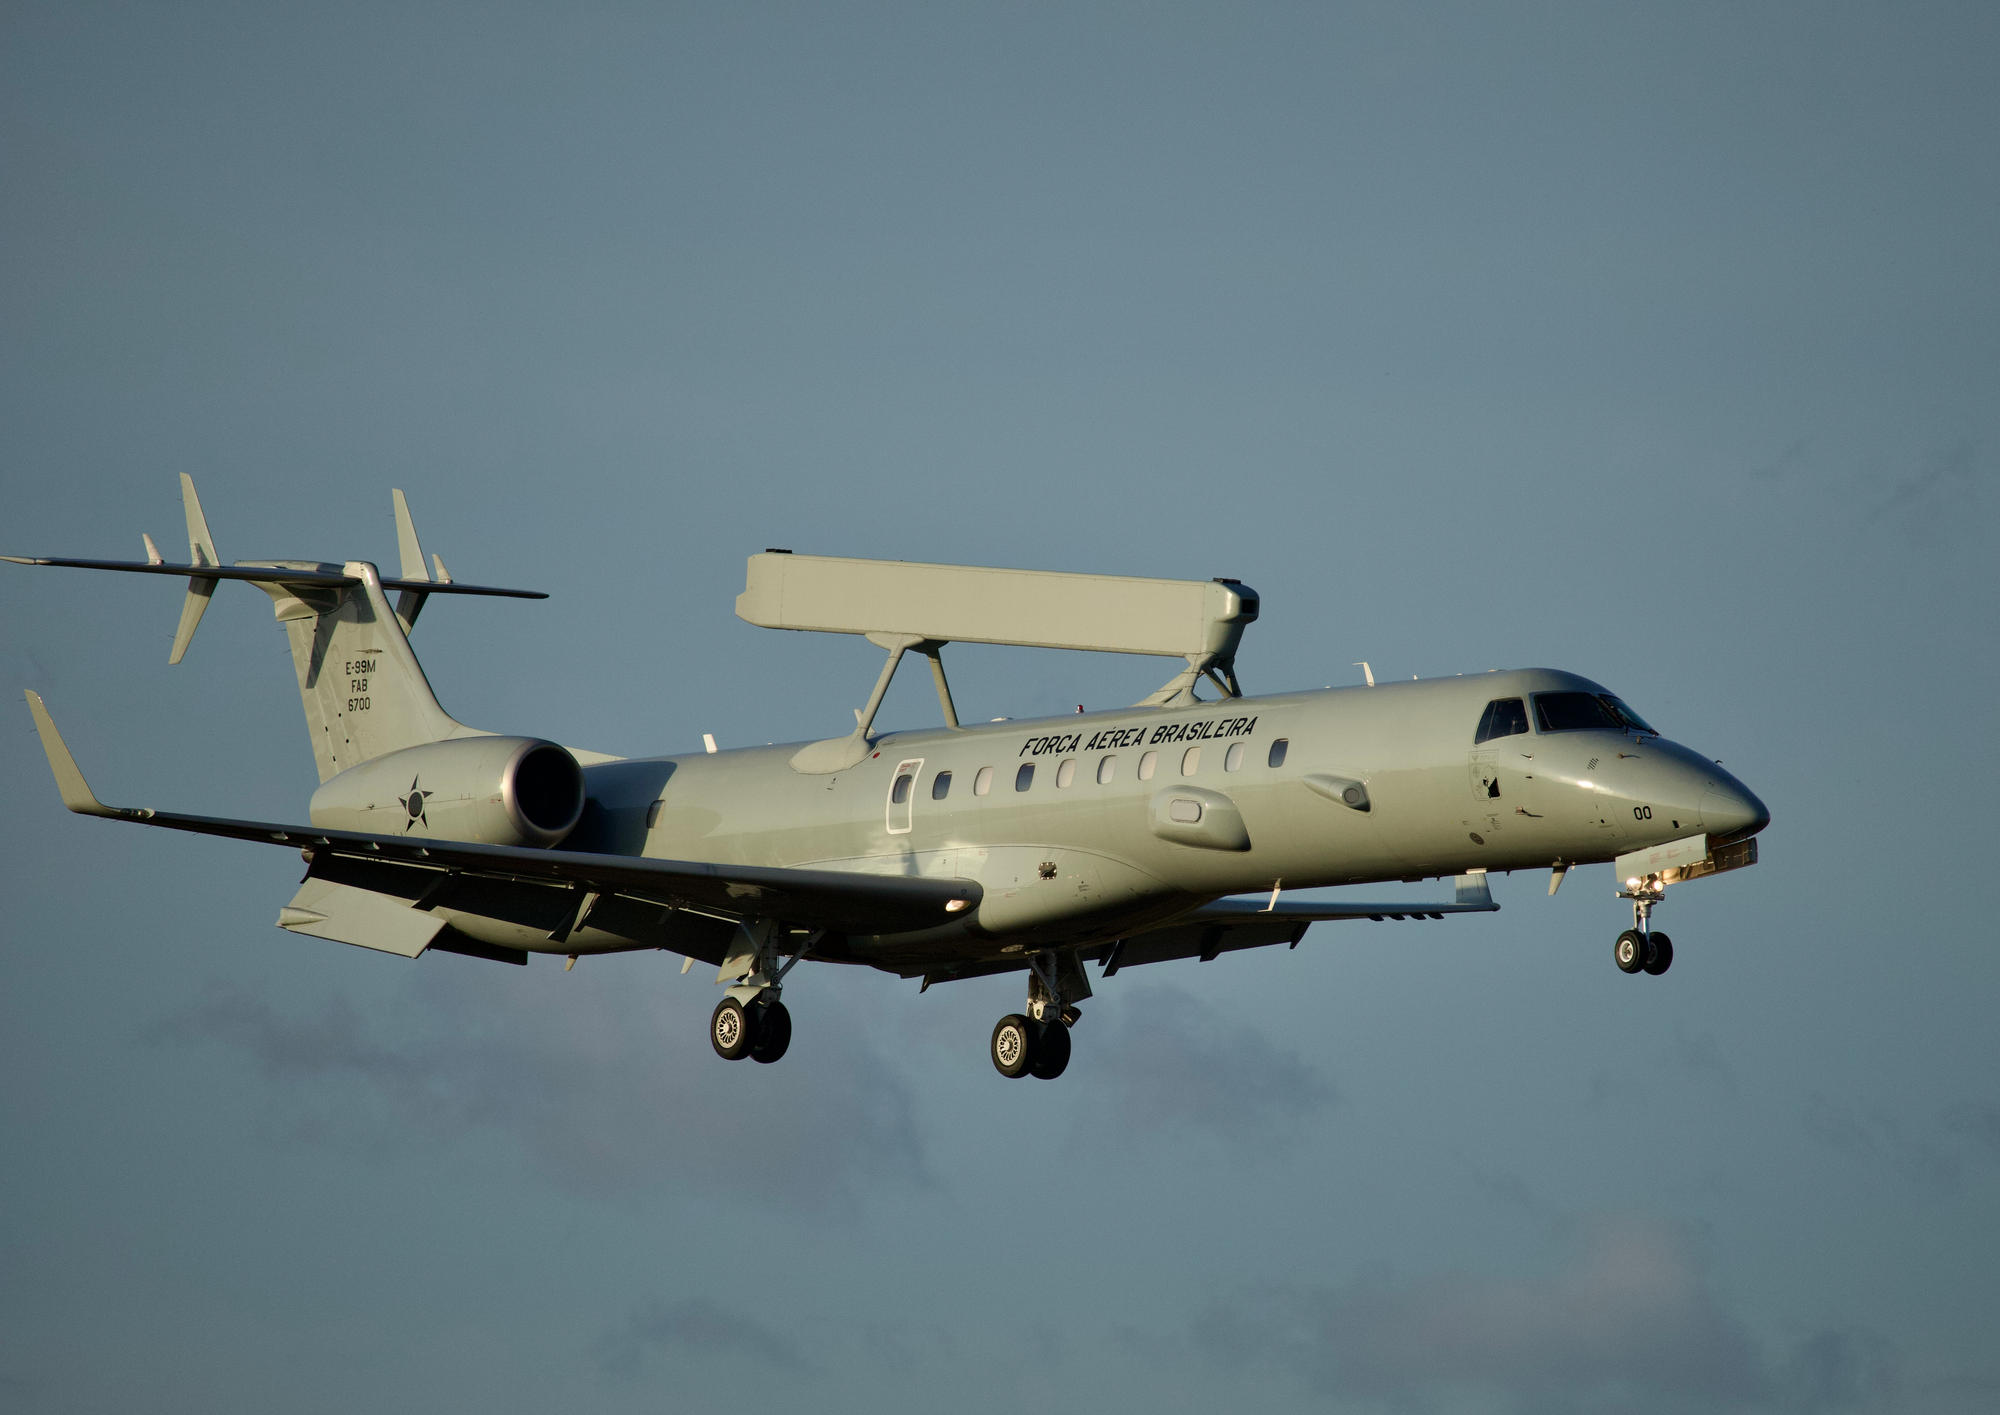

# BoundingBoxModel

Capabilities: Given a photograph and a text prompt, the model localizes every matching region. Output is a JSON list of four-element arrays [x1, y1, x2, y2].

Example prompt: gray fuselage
[[546, 668, 1767, 971]]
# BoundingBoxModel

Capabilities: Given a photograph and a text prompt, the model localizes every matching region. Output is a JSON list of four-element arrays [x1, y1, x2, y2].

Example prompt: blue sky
[[4, 4, 1997, 1411]]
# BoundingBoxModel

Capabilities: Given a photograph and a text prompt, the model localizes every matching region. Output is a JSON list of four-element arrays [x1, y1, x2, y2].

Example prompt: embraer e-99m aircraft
[[11, 481, 1768, 1080]]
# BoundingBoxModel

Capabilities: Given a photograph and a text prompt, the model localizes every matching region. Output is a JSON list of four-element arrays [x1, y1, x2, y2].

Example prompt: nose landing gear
[[1613, 877, 1674, 977]]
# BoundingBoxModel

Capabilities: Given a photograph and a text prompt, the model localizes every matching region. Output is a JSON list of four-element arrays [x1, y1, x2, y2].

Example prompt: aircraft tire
[[1643, 933, 1674, 976], [991, 1014, 1035, 1078], [711, 997, 754, 1060], [750, 1000, 792, 1063], [1614, 930, 1648, 974], [1028, 1020, 1071, 1080]]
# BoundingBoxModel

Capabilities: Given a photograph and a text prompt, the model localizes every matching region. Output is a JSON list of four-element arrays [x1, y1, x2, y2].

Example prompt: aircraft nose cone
[[1701, 781, 1770, 844]]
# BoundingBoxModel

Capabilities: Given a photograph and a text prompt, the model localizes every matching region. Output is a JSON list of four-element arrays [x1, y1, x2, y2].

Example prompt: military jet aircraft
[[10, 480, 1768, 1079]]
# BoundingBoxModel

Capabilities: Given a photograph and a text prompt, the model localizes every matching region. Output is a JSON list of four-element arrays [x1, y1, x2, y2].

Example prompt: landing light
[[945, 899, 970, 913]]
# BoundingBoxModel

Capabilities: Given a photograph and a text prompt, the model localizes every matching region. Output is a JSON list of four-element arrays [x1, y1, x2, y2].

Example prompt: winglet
[[168, 475, 220, 664], [23, 691, 122, 818]]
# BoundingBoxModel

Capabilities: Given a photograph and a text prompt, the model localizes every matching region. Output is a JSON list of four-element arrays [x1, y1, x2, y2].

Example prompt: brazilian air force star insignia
[[402, 777, 433, 832]]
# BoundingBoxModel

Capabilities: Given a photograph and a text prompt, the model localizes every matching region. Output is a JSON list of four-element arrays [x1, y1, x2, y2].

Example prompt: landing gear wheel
[[991, 1013, 1035, 1079], [1028, 1020, 1071, 1080], [750, 1000, 792, 1063], [1614, 930, 1648, 974], [711, 997, 753, 1060], [1643, 932, 1674, 976]]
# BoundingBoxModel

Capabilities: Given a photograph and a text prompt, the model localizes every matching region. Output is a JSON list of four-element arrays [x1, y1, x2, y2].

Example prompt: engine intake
[[310, 736, 585, 847]]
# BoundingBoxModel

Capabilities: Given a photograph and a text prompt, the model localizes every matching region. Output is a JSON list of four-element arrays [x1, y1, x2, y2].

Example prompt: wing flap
[[278, 877, 447, 957]]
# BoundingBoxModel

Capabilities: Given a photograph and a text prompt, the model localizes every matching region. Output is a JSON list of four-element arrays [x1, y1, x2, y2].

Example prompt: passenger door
[[885, 757, 924, 835]]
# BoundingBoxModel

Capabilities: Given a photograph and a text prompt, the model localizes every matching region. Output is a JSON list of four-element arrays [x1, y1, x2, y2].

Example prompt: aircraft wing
[[906, 877, 1497, 986], [1094, 877, 1498, 974], [25, 692, 977, 942]]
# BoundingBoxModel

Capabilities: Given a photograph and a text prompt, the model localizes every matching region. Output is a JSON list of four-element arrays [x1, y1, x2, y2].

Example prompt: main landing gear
[[990, 949, 1089, 1080], [709, 919, 812, 1065], [711, 995, 792, 1063], [1613, 876, 1674, 977]]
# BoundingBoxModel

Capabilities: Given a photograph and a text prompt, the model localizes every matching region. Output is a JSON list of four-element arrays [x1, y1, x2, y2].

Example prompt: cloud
[[1943, 1101, 2000, 1155], [592, 1296, 813, 1380], [1184, 1217, 1901, 1414], [1801, 1092, 1960, 1194], [150, 963, 927, 1207], [1078, 983, 1335, 1145], [1865, 441, 1983, 547], [1780, 1328, 1902, 1415], [1671, 1026, 1740, 1096], [1748, 437, 1813, 483], [1465, 1164, 1552, 1221]]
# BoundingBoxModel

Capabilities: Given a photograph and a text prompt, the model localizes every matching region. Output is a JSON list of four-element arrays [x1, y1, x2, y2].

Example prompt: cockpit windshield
[[1532, 691, 1657, 735], [1474, 697, 1529, 744]]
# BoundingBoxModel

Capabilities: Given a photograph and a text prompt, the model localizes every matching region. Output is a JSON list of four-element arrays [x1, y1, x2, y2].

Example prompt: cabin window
[[1267, 738, 1289, 768], [931, 770, 952, 800], [1168, 798, 1203, 823], [1475, 697, 1530, 743], [1224, 741, 1245, 772], [891, 773, 914, 805], [1138, 750, 1158, 780], [1181, 745, 1202, 776], [1015, 763, 1035, 792], [1056, 758, 1077, 788], [974, 765, 994, 796], [1097, 755, 1116, 785]]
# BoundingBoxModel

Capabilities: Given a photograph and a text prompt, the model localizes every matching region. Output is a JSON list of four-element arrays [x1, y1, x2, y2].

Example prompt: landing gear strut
[[709, 919, 812, 1063], [990, 949, 1088, 1080], [1613, 877, 1675, 977]]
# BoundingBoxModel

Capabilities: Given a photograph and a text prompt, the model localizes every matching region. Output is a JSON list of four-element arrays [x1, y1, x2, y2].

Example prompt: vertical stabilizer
[[256, 561, 481, 782]]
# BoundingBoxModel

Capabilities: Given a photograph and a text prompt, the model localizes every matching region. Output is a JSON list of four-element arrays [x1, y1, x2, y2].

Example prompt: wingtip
[[22, 690, 117, 817]]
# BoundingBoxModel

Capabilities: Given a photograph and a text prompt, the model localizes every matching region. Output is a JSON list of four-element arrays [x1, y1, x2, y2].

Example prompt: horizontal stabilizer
[[1, 555, 545, 600]]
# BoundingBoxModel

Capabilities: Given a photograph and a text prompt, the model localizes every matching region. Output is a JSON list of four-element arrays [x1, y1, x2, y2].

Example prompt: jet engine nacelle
[[309, 736, 585, 847]]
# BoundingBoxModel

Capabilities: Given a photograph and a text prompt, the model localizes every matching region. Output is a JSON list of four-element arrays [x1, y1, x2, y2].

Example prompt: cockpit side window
[[1532, 691, 1657, 735], [1474, 697, 1529, 744]]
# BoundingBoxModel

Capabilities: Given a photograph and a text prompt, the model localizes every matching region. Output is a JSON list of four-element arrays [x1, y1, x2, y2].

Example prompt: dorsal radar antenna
[[1354, 661, 1375, 687], [734, 553, 1260, 773]]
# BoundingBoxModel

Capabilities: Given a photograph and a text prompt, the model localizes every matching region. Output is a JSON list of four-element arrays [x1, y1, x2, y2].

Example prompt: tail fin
[[5, 480, 547, 783], [253, 559, 481, 781]]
